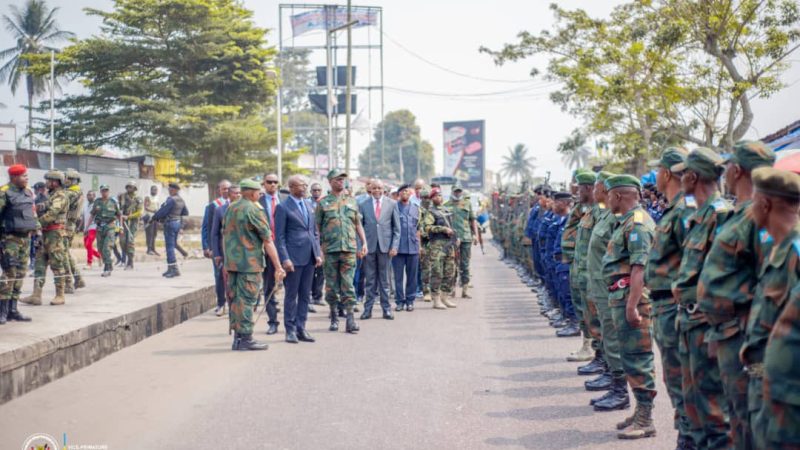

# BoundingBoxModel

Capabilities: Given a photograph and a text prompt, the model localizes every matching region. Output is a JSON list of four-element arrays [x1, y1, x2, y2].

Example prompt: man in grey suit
[[359, 179, 400, 320]]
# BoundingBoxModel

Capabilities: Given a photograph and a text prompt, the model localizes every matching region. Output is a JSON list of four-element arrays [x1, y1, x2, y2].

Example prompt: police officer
[[118, 181, 143, 270], [0, 165, 36, 323], [153, 183, 188, 278], [63, 169, 85, 292]]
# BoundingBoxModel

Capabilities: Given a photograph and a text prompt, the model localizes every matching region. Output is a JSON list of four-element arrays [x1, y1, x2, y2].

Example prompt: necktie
[[298, 199, 308, 224], [375, 198, 381, 219], [269, 196, 276, 234]]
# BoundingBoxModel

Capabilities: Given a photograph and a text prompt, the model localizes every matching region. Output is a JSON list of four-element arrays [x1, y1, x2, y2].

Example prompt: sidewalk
[[0, 259, 215, 404]]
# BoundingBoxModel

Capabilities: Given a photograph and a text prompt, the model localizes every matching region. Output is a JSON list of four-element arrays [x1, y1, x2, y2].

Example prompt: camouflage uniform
[[422, 204, 456, 296], [419, 194, 432, 298], [0, 182, 38, 318], [119, 191, 143, 265], [34, 185, 70, 297], [576, 203, 603, 346], [646, 191, 693, 439], [315, 192, 361, 311], [446, 194, 475, 289], [602, 206, 658, 409], [91, 197, 120, 271], [698, 199, 770, 450], [565, 202, 590, 336], [222, 198, 271, 336], [63, 182, 84, 290], [673, 192, 733, 449]]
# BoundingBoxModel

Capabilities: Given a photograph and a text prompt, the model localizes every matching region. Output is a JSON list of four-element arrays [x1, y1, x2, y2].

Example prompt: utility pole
[[49, 50, 55, 170], [345, 0, 353, 175], [276, 15, 283, 183], [325, 6, 334, 171]]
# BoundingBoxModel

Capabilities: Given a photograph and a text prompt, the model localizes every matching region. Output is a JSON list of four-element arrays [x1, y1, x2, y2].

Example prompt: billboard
[[291, 7, 378, 37], [443, 120, 485, 190]]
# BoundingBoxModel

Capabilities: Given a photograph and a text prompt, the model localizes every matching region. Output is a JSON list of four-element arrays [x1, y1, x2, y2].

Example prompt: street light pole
[[345, 0, 352, 175], [49, 50, 55, 170]]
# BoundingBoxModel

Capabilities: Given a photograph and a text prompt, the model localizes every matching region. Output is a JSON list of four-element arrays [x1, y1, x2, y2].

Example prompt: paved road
[[0, 243, 677, 449]]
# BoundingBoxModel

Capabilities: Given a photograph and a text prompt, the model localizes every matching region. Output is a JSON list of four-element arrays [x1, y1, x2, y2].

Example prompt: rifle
[[477, 226, 485, 254]]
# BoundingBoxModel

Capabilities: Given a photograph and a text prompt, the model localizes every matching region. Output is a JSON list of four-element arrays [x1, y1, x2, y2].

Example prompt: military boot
[[234, 333, 269, 351], [578, 350, 606, 375], [441, 294, 457, 308], [64, 275, 75, 293], [101, 264, 112, 277], [556, 320, 581, 337], [590, 389, 615, 406], [345, 312, 359, 334], [617, 403, 656, 439], [328, 309, 339, 331], [567, 337, 594, 362], [165, 267, 181, 278], [125, 261, 134, 271], [461, 285, 471, 299], [584, 371, 613, 391], [50, 282, 66, 305], [432, 293, 447, 310], [21, 283, 43, 305], [74, 275, 86, 289], [0, 300, 8, 324], [593, 376, 630, 411], [7, 300, 32, 322], [423, 292, 432, 302]]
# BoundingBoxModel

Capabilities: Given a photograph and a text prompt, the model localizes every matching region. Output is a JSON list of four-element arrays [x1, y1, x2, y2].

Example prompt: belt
[[42, 224, 64, 232], [608, 277, 630, 292], [650, 290, 673, 301], [679, 302, 699, 314], [744, 363, 764, 379], [165, 218, 182, 222]]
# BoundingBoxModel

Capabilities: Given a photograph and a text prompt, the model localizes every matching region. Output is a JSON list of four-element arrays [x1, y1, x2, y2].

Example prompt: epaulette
[[711, 198, 730, 213], [684, 195, 698, 209], [759, 229, 773, 245], [632, 210, 645, 224]]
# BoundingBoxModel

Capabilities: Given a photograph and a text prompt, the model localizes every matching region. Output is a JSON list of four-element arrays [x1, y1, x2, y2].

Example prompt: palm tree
[[0, 0, 73, 150], [561, 146, 592, 170], [501, 143, 536, 185]]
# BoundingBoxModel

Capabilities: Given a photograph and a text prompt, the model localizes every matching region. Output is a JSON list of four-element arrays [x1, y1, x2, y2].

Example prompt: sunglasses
[[264, 180, 279, 185]]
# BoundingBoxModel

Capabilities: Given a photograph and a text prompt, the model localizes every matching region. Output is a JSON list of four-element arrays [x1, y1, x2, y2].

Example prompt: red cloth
[[84, 229, 101, 265], [374, 197, 382, 218], [8, 164, 26, 176], [775, 152, 800, 175]]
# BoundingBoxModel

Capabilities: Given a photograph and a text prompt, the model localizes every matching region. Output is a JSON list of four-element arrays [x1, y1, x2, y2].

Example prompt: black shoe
[[0, 301, 7, 325], [360, 310, 372, 320], [124, 262, 134, 271], [556, 322, 581, 337], [329, 311, 339, 332], [285, 331, 299, 344], [345, 312, 359, 334], [589, 390, 614, 406], [585, 372, 613, 391], [165, 268, 181, 278], [308, 304, 317, 313], [7, 300, 31, 322], [677, 434, 696, 450], [266, 323, 279, 335], [578, 353, 607, 376], [395, 304, 404, 312], [337, 309, 346, 318], [382, 311, 394, 320], [297, 329, 315, 342], [407, 304, 414, 312], [593, 378, 630, 411], [552, 318, 568, 329], [234, 333, 269, 351]]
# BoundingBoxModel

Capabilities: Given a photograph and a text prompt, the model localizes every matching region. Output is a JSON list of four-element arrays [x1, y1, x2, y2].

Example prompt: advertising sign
[[291, 7, 378, 37], [443, 120, 484, 189]]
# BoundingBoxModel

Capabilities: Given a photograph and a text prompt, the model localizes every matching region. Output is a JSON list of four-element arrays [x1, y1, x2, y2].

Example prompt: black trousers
[[312, 264, 324, 303], [263, 259, 279, 327]]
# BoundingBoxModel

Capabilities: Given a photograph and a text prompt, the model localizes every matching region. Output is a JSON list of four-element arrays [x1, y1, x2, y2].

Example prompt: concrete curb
[[0, 285, 215, 405]]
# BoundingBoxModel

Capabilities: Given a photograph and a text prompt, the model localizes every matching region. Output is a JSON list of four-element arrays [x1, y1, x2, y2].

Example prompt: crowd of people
[[201, 170, 481, 350], [492, 141, 800, 449]]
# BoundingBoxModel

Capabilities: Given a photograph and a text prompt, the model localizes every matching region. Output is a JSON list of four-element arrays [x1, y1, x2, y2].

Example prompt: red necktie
[[375, 198, 381, 218], [270, 196, 276, 234]]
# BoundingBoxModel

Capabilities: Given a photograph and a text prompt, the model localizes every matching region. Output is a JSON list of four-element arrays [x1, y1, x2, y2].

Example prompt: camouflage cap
[[605, 174, 641, 191], [724, 141, 776, 171], [43, 170, 65, 183], [453, 182, 464, 192], [419, 187, 431, 199], [596, 171, 615, 183], [125, 181, 138, 189], [672, 147, 724, 180], [65, 168, 81, 180], [327, 169, 348, 180], [648, 147, 689, 171], [575, 171, 597, 185], [752, 167, 800, 202], [99, 184, 110, 191], [239, 178, 260, 191]]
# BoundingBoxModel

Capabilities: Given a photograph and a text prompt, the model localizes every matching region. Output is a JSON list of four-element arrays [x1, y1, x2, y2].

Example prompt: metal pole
[[277, 7, 283, 183], [326, 8, 334, 171], [345, 0, 352, 175], [379, 9, 385, 171], [49, 50, 55, 170]]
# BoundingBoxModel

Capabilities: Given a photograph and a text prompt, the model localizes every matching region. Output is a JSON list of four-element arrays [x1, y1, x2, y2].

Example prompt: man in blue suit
[[274, 175, 322, 344], [258, 173, 282, 335], [392, 184, 421, 311], [202, 180, 231, 316], [210, 185, 240, 315]]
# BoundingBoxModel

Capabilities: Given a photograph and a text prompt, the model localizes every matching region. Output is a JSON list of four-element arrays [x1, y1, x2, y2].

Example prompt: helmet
[[125, 181, 138, 190], [44, 170, 65, 184], [65, 168, 81, 181]]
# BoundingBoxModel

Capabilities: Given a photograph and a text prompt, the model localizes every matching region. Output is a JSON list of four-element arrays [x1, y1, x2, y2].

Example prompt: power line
[[384, 83, 556, 98]]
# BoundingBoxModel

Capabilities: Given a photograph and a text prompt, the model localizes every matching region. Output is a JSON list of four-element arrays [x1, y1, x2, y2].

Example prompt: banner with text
[[443, 120, 485, 189], [291, 7, 378, 37]]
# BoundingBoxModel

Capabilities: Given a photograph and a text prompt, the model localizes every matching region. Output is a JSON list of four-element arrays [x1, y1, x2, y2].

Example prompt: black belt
[[650, 290, 673, 301]]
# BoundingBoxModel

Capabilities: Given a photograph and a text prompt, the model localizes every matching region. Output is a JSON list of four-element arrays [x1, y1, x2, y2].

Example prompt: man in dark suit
[[274, 175, 322, 343], [309, 183, 325, 308], [359, 179, 400, 320], [259, 173, 282, 335], [210, 185, 240, 316], [392, 184, 422, 311], [202, 180, 231, 316]]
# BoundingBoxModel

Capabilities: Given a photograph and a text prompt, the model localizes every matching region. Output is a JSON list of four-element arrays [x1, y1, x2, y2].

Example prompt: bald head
[[287, 174, 308, 199], [413, 178, 425, 191]]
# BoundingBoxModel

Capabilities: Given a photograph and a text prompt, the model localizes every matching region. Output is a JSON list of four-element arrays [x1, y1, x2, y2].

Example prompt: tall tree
[[0, 0, 73, 151], [34, 0, 287, 199], [501, 143, 536, 184], [358, 109, 434, 182]]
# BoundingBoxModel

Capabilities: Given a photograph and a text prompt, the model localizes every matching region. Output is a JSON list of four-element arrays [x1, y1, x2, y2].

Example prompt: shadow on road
[[487, 404, 595, 421], [485, 429, 612, 449], [476, 384, 585, 399], [486, 369, 577, 383]]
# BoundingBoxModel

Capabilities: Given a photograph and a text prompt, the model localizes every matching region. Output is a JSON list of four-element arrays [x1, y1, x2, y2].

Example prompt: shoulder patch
[[759, 229, 773, 245], [711, 198, 730, 213], [684, 195, 697, 209], [630, 232, 639, 242], [633, 210, 645, 224]]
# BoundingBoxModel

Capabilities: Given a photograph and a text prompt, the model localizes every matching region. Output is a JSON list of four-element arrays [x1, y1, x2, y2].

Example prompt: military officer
[[0, 164, 36, 323], [90, 185, 120, 277], [697, 141, 775, 450], [418, 187, 433, 302], [118, 181, 143, 270], [63, 169, 86, 292], [315, 169, 367, 334], [445, 183, 478, 299], [568, 171, 598, 356], [422, 187, 457, 310], [223, 178, 285, 351], [601, 174, 658, 440]]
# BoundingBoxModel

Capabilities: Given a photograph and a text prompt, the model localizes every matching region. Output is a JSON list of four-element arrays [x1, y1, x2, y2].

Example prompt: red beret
[[8, 164, 27, 176], [429, 187, 441, 198]]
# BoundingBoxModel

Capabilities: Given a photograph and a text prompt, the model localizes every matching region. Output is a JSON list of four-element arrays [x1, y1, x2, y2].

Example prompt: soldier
[[601, 174, 658, 440], [418, 187, 433, 302], [752, 168, 800, 449], [551, 191, 580, 336], [152, 183, 188, 278], [90, 185, 120, 277], [672, 147, 733, 449], [587, 171, 630, 411], [63, 169, 86, 292], [646, 147, 694, 449], [445, 183, 477, 300], [568, 171, 598, 356], [224, 178, 285, 351], [422, 187, 457, 310], [22, 170, 69, 306], [143, 185, 160, 256], [523, 186, 542, 286], [0, 165, 36, 324], [697, 141, 775, 450], [315, 169, 367, 333], [118, 181, 143, 270]]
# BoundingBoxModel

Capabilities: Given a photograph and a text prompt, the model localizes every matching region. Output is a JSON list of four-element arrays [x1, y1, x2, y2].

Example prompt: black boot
[[7, 300, 31, 322], [584, 371, 613, 391], [234, 333, 269, 351], [125, 260, 134, 271], [165, 267, 181, 278], [578, 351, 607, 376], [557, 320, 581, 337], [590, 389, 615, 406], [593, 376, 630, 411], [345, 312, 359, 334], [0, 301, 7, 325], [329, 309, 339, 332]]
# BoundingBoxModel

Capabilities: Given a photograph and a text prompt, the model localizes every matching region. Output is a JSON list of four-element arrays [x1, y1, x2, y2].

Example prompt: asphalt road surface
[[1, 243, 677, 449]]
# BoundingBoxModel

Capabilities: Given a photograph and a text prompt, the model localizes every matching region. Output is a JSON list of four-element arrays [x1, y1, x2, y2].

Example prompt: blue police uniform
[[552, 214, 576, 320]]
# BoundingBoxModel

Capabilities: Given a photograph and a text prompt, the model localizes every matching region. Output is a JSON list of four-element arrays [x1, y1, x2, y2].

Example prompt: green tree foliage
[[501, 143, 537, 184], [358, 109, 434, 182], [34, 0, 291, 198], [0, 0, 74, 151]]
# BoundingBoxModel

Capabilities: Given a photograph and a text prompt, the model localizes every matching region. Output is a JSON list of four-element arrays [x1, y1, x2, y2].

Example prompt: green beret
[[99, 184, 110, 191], [571, 168, 592, 181], [239, 178, 261, 191], [596, 171, 615, 183], [327, 169, 348, 180], [648, 147, 689, 171], [752, 167, 800, 202], [672, 147, 724, 180], [724, 141, 775, 171], [605, 174, 641, 191], [575, 171, 597, 185]]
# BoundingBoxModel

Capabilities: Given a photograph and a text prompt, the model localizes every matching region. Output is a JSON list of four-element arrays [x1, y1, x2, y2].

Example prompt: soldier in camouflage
[[646, 147, 694, 449], [422, 187, 457, 310], [90, 185, 120, 277], [315, 169, 367, 334], [446, 183, 478, 299], [566, 171, 597, 351], [418, 187, 432, 302], [601, 174, 658, 440], [118, 181, 143, 270], [223, 178, 285, 351], [697, 141, 775, 450], [0, 165, 36, 324], [63, 169, 86, 293], [672, 147, 733, 450]]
